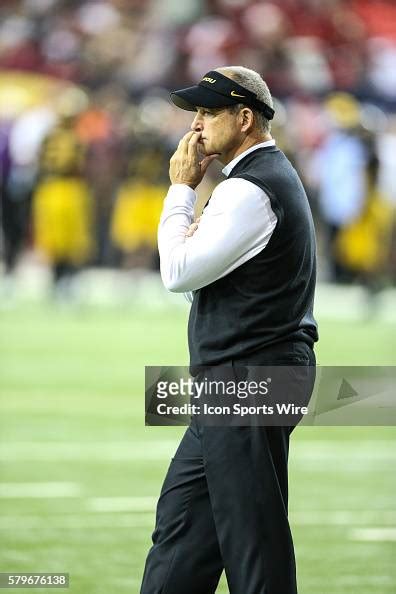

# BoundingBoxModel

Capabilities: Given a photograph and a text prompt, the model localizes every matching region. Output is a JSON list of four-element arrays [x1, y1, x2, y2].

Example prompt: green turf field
[[1, 298, 396, 593]]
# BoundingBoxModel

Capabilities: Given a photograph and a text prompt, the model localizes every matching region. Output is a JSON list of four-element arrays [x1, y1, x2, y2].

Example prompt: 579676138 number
[[0, 573, 69, 588]]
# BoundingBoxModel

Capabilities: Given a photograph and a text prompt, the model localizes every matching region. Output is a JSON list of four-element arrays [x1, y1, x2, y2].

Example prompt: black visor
[[170, 70, 275, 120]]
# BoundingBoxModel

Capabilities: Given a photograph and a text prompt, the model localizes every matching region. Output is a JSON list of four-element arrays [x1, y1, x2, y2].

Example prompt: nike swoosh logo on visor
[[231, 91, 246, 97]]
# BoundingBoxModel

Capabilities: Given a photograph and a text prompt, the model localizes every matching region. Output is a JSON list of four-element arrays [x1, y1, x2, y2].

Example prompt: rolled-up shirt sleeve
[[158, 178, 277, 293]]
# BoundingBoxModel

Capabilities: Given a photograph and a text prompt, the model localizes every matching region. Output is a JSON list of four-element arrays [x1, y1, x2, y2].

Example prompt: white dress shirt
[[158, 140, 277, 296]]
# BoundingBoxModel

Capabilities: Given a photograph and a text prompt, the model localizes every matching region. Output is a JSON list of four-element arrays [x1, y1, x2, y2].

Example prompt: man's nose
[[190, 113, 203, 132]]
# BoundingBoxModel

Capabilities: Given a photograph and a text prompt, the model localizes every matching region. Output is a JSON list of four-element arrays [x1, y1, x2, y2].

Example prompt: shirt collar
[[222, 139, 276, 177]]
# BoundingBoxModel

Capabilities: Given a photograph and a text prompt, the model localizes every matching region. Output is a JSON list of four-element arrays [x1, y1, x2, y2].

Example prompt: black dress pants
[[140, 342, 315, 594]]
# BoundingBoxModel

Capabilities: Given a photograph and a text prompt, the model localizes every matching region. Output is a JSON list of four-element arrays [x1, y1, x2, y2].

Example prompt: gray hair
[[216, 66, 273, 133]]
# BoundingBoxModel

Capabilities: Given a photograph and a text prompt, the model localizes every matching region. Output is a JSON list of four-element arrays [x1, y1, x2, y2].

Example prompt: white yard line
[[0, 441, 177, 461], [88, 496, 158, 512], [1, 509, 395, 530], [0, 482, 82, 498], [305, 574, 394, 587], [1, 482, 395, 528], [349, 527, 396, 541], [83, 497, 396, 526], [0, 440, 395, 462], [0, 513, 154, 529], [291, 510, 396, 525]]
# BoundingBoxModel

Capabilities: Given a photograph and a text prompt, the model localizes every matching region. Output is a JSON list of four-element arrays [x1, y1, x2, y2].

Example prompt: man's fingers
[[200, 154, 219, 174], [187, 131, 201, 151], [177, 131, 195, 152], [179, 131, 194, 144], [170, 131, 210, 188], [186, 132, 202, 161]]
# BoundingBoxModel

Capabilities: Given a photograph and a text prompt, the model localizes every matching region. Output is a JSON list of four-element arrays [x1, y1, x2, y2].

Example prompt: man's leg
[[140, 422, 223, 594], [202, 424, 297, 594]]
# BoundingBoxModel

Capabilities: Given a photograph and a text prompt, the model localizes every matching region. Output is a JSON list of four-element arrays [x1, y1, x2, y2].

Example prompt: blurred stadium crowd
[[0, 0, 396, 292]]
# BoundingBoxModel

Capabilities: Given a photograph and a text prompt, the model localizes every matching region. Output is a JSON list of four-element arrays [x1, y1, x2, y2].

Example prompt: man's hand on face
[[169, 131, 219, 189]]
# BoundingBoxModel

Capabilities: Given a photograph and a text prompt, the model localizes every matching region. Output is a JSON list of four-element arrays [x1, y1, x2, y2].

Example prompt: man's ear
[[240, 108, 254, 133]]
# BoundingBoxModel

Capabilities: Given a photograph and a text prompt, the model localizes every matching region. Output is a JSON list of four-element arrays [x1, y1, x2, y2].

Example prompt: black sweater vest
[[188, 146, 318, 368]]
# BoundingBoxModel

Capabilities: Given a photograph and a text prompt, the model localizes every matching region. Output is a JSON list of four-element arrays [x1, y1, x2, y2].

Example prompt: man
[[141, 66, 318, 594]]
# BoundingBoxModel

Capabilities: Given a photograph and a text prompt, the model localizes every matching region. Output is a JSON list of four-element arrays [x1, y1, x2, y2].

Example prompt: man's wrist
[[170, 183, 197, 192], [166, 184, 197, 209], [170, 181, 197, 190]]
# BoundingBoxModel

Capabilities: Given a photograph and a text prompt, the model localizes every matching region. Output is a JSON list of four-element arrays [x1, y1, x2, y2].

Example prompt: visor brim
[[170, 85, 236, 111]]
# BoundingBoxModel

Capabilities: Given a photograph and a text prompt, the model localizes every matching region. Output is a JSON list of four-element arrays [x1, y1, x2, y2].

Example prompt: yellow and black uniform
[[336, 185, 394, 275], [33, 121, 94, 270], [110, 179, 165, 253]]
